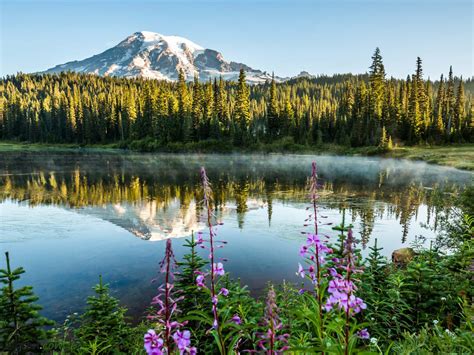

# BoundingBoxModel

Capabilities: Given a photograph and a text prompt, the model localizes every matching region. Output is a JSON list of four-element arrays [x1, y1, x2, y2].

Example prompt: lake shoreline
[[0, 141, 473, 171]]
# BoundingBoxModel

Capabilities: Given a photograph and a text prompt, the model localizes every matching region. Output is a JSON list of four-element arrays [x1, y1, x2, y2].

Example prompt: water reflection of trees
[[0, 167, 460, 244]]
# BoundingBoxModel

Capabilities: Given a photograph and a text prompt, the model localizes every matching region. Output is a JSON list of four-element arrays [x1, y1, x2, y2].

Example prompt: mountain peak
[[135, 30, 163, 40], [43, 30, 277, 83], [129, 31, 204, 52], [294, 71, 315, 79]]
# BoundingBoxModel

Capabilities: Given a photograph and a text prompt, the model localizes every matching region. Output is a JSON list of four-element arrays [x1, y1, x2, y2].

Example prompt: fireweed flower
[[231, 314, 242, 325], [324, 229, 366, 316], [297, 263, 305, 278], [195, 167, 228, 349], [172, 330, 197, 354], [213, 262, 225, 276], [297, 162, 368, 353], [195, 274, 205, 288], [299, 245, 308, 257], [297, 162, 332, 339], [145, 239, 196, 354], [255, 286, 289, 354], [144, 329, 164, 354], [324, 228, 367, 355], [357, 328, 370, 339]]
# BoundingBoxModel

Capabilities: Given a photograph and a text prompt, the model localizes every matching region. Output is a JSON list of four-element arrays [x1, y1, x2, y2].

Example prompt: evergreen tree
[[177, 69, 190, 141], [379, 126, 388, 150], [138, 86, 154, 138], [408, 74, 422, 142], [454, 78, 465, 135], [234, 69, 251, 143], [216, 77, 229, 136], [191, 75, 203, 141], [0, 252, 53, 353], [434, 74, 445, 139], [369, 47, 386, 119], [331, 210, 353, 258], [282, 98, 294, 135], [124, 91, 137, 140], [202, 81, 215, 139], [366, 239, 387, 287], [75, 275, 129, 351], [445, 66, 456, 136], [175, 233, 208, 314], [267, 73, 279, 138], [415, 57, 429, 133]]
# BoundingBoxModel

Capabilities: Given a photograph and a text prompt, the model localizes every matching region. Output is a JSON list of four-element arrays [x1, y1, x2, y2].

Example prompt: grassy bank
[[0, 141, 473, 171], [383, 145, 474, 171]]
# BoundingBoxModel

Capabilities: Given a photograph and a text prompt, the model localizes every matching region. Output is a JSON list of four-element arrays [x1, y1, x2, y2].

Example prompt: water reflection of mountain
[[77, 200, 202, 241], [0, 153, 471, 243], [75, 199, 267, 241]]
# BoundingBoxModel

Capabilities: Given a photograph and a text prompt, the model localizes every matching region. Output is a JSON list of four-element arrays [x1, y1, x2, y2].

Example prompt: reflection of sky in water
[[0, 153, 472, 322]]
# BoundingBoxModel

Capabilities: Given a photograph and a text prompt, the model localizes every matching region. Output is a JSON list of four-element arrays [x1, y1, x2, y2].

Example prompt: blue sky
[[1, 0, 472, 78]]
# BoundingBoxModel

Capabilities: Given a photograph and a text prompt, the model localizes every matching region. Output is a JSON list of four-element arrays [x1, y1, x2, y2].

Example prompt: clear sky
[[1, 0, 472, 79]]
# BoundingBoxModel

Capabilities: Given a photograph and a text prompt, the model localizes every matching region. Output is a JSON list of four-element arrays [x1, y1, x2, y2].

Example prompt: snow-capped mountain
[[43, 31, 280, 84]]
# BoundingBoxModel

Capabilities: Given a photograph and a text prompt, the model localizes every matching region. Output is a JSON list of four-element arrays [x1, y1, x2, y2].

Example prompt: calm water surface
[[0, 152, 471, 321]]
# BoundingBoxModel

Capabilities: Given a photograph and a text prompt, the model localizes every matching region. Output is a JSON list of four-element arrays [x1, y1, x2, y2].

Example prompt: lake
[[0, 152, 471, 322]]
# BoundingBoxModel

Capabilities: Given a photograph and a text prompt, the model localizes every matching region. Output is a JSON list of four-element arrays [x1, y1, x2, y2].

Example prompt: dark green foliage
[[361, 240, 412, 340], [331, 209, 353, 258], [172, 233, 262, 353], [391, 323, 474, 354], [267, 73, 280, 138], [215, 276, 261, 352], [360, 184, 473, 341], [175, 233, 208, 315], [399, 259, 442, 327], [174, 233, 209, 351], [185, 274, 261, 354], [391, 295, 473, 354], [365, 238, 386, 287], [0, 252, 53, 353], [369, 47, 386, 120], [74, 275, 130, 352]]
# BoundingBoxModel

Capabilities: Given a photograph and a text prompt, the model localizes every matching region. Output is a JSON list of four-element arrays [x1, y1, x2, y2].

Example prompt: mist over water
[[0, 152, 472, 321]]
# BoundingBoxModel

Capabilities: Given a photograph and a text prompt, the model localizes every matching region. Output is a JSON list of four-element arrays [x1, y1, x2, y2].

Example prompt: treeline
[[0, 48, 472, 147]]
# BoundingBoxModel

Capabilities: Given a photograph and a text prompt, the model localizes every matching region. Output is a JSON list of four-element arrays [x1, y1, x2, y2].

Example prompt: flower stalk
[[298, 162, 331, 341], [256, 286, 289, 354], [196, 167, 227, 353], [145, 239, 196, 354], [324, 229, 367, 354]]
